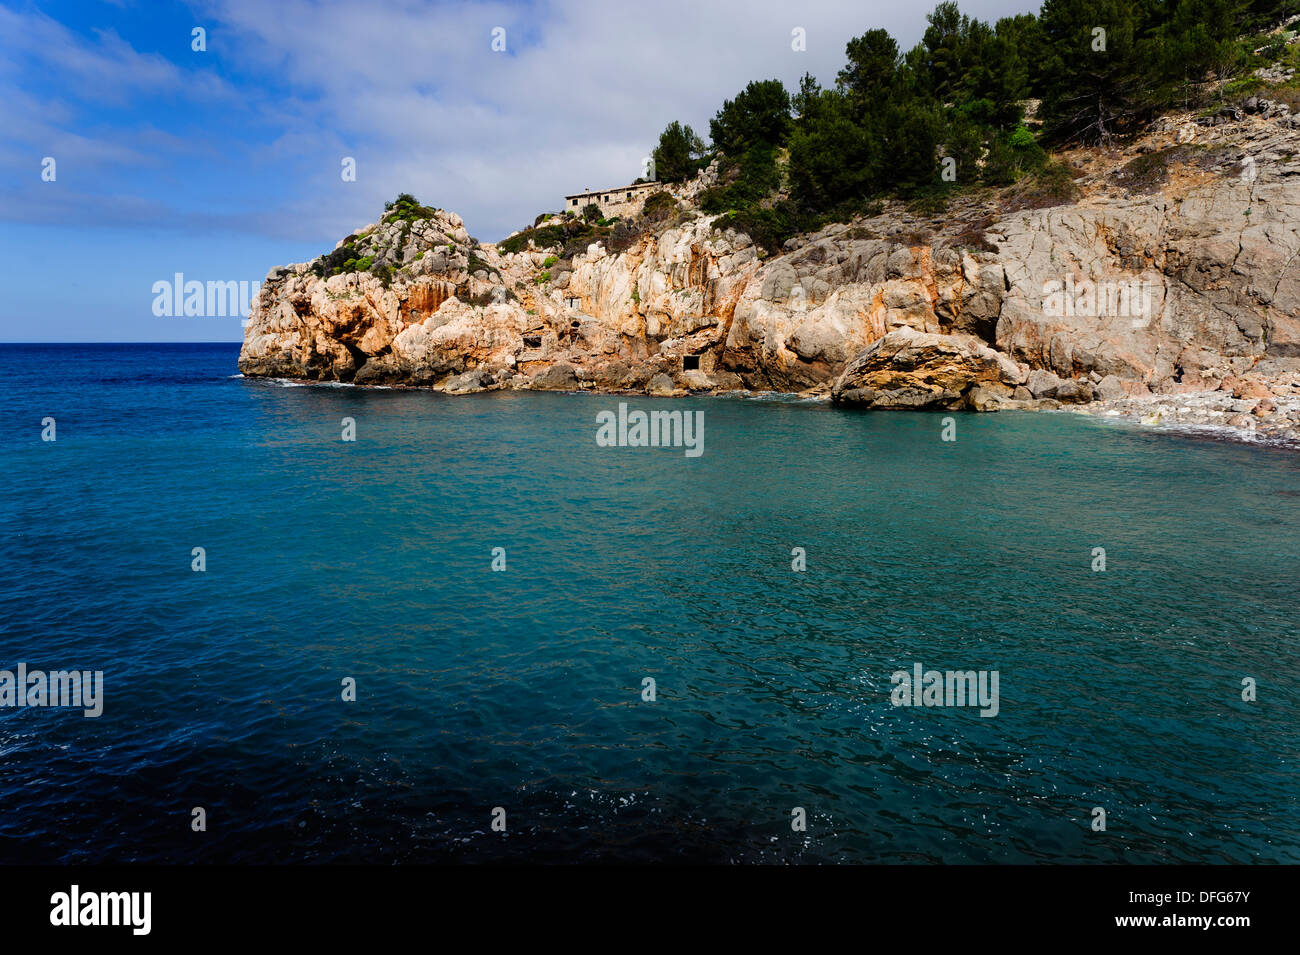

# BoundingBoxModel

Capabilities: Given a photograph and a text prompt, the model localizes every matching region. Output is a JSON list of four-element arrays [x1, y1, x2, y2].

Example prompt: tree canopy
[[644, 0, 1294, 249]]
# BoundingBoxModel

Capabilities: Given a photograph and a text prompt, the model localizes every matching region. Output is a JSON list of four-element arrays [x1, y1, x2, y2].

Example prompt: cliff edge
[[240, 109, 1300, 445]]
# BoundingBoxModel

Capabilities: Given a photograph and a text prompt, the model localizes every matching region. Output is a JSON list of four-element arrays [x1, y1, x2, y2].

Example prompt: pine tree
[[1038, 0, 1148, 143], [708, 79, 791, 155], [652, 121, 706, 183]]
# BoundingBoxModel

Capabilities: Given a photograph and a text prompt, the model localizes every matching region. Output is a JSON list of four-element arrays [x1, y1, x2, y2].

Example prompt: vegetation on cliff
[[299, 3, 1300, 274], [651, 0, 1300, 251], [497, 188, 684, 257]]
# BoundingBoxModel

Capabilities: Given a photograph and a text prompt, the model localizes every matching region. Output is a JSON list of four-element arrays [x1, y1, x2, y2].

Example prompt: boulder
[[830, 328, 1023, 410], [646, 373, 677, 396], [1025, 369, 1065, 398], [1054, 378, 1096, 404], [681, 370, 714, 391], [443, 368, 491, 393], [530, 362, 579, 391], [966, 382, 1018, 411], [1224, 376, 1273, 400], [1094, 374, 1127, 401]]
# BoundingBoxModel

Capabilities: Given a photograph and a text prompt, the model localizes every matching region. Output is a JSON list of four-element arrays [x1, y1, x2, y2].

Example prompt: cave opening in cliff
[[683, 354, 701, 371], [524, 335, 542, 348]]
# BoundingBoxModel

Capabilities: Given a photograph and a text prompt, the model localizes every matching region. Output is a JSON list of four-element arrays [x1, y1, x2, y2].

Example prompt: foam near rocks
[[1078, 390, 1300, 447]]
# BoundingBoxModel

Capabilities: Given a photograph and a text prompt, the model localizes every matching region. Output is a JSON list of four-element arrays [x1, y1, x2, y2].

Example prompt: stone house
[[563, 181, 662, 220]]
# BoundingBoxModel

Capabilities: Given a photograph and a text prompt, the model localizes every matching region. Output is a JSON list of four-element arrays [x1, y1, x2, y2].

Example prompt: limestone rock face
[[989, 177, 1300, 391], [829, 328, 1025, 409], [240, 110, 1300, 432], [238, 206, 761, 394]]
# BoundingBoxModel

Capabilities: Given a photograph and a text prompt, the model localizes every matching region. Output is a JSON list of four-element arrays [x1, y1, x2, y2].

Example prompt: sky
[[0, 0, 1038, 342]]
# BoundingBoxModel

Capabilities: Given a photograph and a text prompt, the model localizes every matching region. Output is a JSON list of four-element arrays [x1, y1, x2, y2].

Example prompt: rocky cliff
[[239, 107, 1300, 444]]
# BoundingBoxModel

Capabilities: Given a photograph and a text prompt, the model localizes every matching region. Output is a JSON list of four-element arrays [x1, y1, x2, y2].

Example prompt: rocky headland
[[239, 105, 1300, 448]]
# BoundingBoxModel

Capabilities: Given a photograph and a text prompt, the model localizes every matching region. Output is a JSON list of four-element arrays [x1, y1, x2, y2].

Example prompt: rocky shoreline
[[240, 108, 1300, 451], [243, 373, 1300, 449], [1079, 390, 1300, 447]]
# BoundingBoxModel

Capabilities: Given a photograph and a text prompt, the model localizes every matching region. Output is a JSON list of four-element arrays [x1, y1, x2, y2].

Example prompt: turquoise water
[[1, 343, 1297, 863]]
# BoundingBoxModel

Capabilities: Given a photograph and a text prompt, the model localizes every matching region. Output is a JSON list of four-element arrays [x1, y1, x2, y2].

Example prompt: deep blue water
[[0, 342, 1297, 864]]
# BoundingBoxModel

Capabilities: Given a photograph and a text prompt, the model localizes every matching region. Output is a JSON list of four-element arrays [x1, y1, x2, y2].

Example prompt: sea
[[0, 342, 1296, 863]]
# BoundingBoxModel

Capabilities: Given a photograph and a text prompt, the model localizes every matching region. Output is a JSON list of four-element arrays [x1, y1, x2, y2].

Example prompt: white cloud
[[200, 0, 1040, 241], [4, 0, 1039, 244]]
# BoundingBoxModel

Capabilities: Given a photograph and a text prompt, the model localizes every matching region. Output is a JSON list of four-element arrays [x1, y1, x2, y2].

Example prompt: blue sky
[[0, 0, 1035, 342]]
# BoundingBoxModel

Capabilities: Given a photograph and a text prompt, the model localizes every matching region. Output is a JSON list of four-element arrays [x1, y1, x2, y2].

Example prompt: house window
[[571, 199, 578, 207], [626, 192, 632, 200], [683, 355, 701, 371]]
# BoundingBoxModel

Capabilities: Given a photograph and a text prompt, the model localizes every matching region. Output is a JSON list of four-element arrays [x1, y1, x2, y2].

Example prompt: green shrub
[[954, 214, 999, 253], [1223, 75, 1265, 98], [641, 191, 676, 222], [906, 191, 951, 217], [312, 242, 366, 277], [710, 200, 813, 254], [1002, 162, 1081, 212], [498, 224, 568, 254], [1008, 125, 1036, 150], [383, 193, 438, 223], [700, 144, 781, 214], [562, 232, 606, 258], [984, 126, 1048, 186], [1255, 34, 1288, 63], [543, 255, 558, 267], [1111, 146, 1197, 193]]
